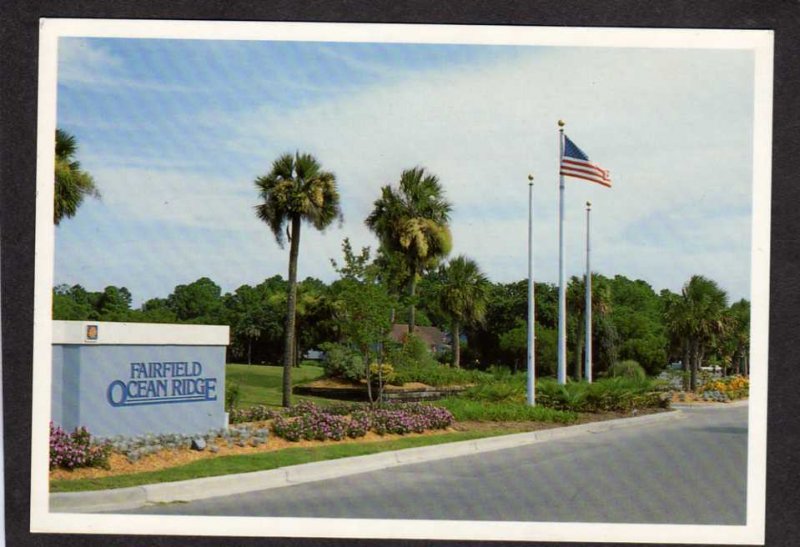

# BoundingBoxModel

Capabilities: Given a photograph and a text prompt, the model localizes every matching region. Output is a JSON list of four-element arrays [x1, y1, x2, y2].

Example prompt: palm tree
[[728, 299, 751, 376], [54, 129, 100, 224], [365, 167, 452, 333], [435, 256, 491, 368], [665, 275, 729, 390], [255, 152, 342, 407], [566, 274, 612, 381]]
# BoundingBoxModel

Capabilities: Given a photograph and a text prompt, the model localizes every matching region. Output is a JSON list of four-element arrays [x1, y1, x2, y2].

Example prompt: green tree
[[434, 256, 490, 368], [54, 129, 100, 225], [607, 275, 668, 376], [664, 275, 729, 390], [728, 299, 751, 376], [366, 167, 452, 333], [255, 152, 342, 407], [53, 284, 94, 319], [329, 240, 397, 401], [138, 297, 178, 323], [566, 274, 612, 380], [167, 277, 223, 323], [96, 286, 132, 321]]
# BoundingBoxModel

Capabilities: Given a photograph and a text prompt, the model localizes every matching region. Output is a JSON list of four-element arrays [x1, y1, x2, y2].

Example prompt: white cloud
[[56, 44, 755, 303]]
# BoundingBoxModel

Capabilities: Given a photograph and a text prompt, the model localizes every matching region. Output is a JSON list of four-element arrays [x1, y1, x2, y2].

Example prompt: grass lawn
[[226, 363, 327, 408], [50, 429, 513, 493]]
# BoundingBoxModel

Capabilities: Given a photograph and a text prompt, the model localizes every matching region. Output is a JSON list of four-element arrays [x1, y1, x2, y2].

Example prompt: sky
[[54, 36, 755, 306]]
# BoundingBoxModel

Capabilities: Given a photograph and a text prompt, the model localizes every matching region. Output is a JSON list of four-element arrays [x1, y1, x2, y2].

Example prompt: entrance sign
[[52, 320, 229, 437]]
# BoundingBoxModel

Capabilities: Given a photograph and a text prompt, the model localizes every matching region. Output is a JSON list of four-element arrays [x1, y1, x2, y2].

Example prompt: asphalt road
[[126, 404, 748, 524]]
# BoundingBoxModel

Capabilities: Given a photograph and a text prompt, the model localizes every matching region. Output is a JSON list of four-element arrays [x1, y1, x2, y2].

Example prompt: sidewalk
[[49, 407, 700, 513]]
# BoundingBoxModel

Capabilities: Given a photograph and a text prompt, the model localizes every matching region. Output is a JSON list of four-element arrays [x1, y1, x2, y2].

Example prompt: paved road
[[126, 405, 747, 524]]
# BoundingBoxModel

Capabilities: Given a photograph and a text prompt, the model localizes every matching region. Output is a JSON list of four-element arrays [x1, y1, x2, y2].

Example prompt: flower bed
[[50, 422, 111, 470], [698, 375, 749, 402], [271, 401, 455, 442]]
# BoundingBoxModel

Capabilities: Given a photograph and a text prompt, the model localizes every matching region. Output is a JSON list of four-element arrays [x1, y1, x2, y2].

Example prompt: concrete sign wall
[[51, 321, 229, 437]]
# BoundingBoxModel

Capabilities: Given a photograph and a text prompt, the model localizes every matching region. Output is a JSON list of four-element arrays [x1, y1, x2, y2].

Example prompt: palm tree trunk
[[282, 215, 302, 407], [689, 340, 698, 392], [409, 272, 417, 334], [682, 343, 690, 391], [452, 322, 461, 368]]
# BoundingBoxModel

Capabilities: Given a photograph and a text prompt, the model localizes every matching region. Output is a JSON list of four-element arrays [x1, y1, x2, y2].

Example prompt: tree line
[[53, 268, 749, 390], [54, 134, 750, 404]]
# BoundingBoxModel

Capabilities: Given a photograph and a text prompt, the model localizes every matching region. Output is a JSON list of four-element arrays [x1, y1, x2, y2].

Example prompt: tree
[[664, 275, 729, 391], [606, 275, 668, 376], [566, 274, 612, 380], [54, 129, 100, 225], [433, 256, 490, 368], [255, 152, 342, 407], [366, 167, 452, 333], [167, 277, 223, 323], [96, 286, 133, 321], [329, 239, 396, 402]]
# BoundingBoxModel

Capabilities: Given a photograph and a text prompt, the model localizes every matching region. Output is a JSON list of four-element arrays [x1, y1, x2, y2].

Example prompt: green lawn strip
[[226, 364, 327, 408], [51, 429, 506, 493]]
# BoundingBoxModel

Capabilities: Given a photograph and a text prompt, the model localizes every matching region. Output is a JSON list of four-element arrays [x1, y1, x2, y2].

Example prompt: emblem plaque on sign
[[85, 324, 98, 342]]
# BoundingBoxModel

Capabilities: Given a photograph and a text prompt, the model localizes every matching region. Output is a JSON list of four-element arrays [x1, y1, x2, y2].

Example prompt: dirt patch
[[301, 378, 436, 391]]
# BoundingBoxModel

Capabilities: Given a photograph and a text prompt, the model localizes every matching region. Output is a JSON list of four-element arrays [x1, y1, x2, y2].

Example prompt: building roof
[[389, 324, 449, 349]]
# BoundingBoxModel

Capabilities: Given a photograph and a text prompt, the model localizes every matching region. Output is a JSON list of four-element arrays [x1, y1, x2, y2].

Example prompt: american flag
[[560, 135, 612, 188]]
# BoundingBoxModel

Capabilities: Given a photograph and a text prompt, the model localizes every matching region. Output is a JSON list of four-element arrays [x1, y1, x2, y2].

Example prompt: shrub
[[49, 422, 111, 470], [438, 398, 578, 423], [607, 360, 647, 382], [698, 375, 749, 400], [268, 401, 453, 441], [319, 342, 365, 383], [369, 362, 396, 384], [229, 405, 280, 424], [392, 360, 490, 387], [225, 381, 241, 411], [536, 377, 666, 413]]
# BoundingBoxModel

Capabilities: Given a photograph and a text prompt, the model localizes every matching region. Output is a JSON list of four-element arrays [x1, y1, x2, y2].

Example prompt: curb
[[51, 409, 686, 513], [671, 399, 749, 410]]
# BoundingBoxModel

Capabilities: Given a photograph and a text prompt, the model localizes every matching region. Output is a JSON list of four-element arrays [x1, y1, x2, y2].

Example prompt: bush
[[438, 398, 578, 423], [391, 360, 490, 387], [319, 342, 365, 383], [225, 381, 241, 411], [229, 405, 280, 424], [607, 360, 647, 382], [268, 401, 453, 442], [50, 422, 111, 470], [699, 375, 749, 400], [369, 362, 396, 384], [536, 377, 667, 413]]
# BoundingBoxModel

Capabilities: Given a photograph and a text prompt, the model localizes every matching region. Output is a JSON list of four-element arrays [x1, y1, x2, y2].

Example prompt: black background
[[2, 1, 798, 546]]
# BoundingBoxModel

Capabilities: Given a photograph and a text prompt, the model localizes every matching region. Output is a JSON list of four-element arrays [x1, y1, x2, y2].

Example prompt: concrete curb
[[672, 399, 749, 410], [51, 409, 686, 513]]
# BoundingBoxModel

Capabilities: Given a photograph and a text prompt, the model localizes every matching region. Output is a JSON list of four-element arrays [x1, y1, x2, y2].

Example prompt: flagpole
[[527, 174, 536, 406], [585, 201, 592, 383], [557, 120, 567, 385]]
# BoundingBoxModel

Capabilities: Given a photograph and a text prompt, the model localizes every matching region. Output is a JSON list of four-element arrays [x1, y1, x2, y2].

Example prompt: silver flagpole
[[585, 201, 592, 383], [527, 174, 536, 406], [557, 120, 567, 385]]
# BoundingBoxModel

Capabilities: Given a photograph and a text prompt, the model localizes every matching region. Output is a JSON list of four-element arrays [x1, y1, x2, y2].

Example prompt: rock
[[191, 438, 207, 451], [209, 445, 219, 453]]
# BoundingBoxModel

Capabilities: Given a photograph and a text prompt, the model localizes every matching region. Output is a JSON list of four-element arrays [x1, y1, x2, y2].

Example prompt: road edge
[[49, 407, 696, 513]]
